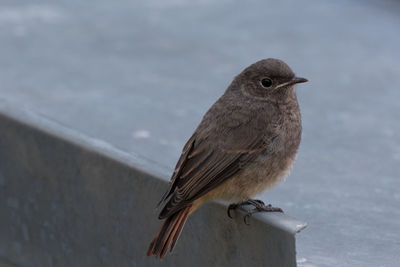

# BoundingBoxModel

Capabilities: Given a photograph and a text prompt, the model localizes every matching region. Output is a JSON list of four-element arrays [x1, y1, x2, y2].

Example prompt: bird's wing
[[158, 107, 276, 219], [157, 134, 197, 206]]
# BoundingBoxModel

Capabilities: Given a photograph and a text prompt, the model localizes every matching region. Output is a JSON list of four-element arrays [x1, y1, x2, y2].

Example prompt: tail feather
[[147, 206, 191, 258], [170, 207, 190, 252]]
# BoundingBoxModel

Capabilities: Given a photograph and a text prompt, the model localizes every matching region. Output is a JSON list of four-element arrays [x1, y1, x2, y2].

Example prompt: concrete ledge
[[0, 100, 306, 267]]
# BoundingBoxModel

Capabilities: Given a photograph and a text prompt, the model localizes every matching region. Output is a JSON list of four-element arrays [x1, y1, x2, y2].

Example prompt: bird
[[147, 58, 307, 259]]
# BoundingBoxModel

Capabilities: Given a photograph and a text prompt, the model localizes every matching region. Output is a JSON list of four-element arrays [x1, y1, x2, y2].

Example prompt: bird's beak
[[292, 77, 308, 84], [275, 77, 308, 89]]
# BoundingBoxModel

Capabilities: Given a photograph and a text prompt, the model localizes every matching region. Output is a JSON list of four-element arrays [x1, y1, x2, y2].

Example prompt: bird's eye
[[260, 78, 273, 88]]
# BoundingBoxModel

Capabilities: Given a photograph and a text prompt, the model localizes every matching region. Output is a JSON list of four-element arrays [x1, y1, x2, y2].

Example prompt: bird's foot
[[227, 199, 264, 218], [227, 199, 283, 225]]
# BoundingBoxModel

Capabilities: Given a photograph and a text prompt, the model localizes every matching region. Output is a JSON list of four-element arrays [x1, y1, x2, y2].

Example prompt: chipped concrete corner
[[0, 104, 306, 267]]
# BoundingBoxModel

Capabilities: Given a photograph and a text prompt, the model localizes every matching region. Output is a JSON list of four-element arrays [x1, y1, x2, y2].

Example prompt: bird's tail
[[147, 205, 192, 259]]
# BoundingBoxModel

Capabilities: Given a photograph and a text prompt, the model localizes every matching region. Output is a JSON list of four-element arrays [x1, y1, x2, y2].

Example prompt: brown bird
[[147, 58, 307, 258]]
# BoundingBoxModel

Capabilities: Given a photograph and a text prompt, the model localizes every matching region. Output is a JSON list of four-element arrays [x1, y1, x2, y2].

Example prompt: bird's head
[[233, 58, 307, 101]]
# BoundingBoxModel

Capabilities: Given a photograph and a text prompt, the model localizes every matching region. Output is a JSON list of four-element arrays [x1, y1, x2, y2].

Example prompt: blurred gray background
[[0, 0, 399, 266]]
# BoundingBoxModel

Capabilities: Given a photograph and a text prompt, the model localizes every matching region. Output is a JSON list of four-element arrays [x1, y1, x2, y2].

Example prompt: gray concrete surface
[[0, 101, 304, 267], [0, 0, 399, 266], [0, 259, 16, 267]]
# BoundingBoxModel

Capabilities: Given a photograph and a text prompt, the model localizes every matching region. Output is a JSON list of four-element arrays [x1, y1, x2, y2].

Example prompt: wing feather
[[159, 134, 265, 219]]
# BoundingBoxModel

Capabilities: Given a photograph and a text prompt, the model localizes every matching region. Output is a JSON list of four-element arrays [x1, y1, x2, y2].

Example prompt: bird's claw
[[226, 199, 283, 225], [244, 212, 253, 225], [227, 203, 238, 218]]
